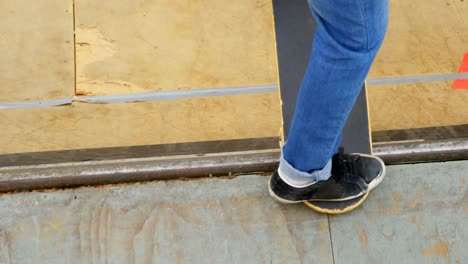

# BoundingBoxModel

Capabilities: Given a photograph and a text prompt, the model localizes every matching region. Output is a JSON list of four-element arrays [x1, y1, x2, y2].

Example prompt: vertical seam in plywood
[[72, 0, 77, 95]]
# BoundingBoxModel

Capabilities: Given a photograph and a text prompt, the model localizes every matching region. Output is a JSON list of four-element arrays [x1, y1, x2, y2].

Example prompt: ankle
[[278, 168, 317, 188]]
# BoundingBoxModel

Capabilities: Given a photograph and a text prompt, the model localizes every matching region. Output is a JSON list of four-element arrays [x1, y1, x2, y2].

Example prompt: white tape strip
[[2, 71, 468, 110], [367, 72, 468, 86], [0, 98, 73, 109], [0, 84, 277, 109], [75, 84, 278, 104]]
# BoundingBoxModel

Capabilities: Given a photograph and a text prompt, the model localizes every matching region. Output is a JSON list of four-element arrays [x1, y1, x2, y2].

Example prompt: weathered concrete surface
[[330, 161, 468, 264], [0, 161, 466, 263], [0, 176, 332, 263]]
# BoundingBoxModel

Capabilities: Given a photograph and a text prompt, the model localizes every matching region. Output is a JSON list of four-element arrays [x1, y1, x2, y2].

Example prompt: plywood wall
[[0, 94, 280, 154], [0, 0, 280, 154], [0, 0, 74, 102], [369, 0, 468, 77], [74, 0, 277, 96], [0, 0, 467, 154], [369, 82, 468, 131], [368, 0, 468, 130]]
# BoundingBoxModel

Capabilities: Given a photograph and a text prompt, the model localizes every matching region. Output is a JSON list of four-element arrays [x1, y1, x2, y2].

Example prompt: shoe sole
[[268, 178, 366, 204]]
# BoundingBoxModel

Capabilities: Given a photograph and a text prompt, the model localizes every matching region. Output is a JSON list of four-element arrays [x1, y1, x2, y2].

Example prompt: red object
[[452, 53, 468, 90]]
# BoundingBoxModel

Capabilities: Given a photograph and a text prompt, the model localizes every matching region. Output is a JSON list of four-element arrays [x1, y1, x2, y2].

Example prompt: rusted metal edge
[[374, 138, 468, 164], [0, 150, 280, 193], [0, 139, 466, 193]]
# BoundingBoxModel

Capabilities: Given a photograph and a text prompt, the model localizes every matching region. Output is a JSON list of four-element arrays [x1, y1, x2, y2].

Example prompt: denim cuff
[[279, 153, 332, 182]]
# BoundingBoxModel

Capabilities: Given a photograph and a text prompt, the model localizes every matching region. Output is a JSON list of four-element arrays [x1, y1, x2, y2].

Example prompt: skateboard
[[272, 0, 373, 214]]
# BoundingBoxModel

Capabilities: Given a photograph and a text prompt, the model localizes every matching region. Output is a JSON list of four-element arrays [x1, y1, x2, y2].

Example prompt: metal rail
[[374, 138, 468, 164], [0, 138, 466, 193]]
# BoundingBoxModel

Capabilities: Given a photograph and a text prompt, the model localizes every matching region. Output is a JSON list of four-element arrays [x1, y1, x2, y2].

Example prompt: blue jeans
[[279, 0, 388, 182]]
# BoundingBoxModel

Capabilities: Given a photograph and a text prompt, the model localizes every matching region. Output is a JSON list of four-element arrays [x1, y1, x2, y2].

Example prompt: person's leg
[[280, 0, 388, 183]]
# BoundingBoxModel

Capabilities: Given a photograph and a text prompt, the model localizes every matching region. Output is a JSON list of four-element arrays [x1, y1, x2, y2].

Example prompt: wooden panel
[[0, 176, 333, 263], [0, 93, 280, 154], [74, 0, 277, 96], [369, 81, 468, 131], [369, 0, 468, 77], [330, 161, 468, 263], [0, 0, 74, 102], [368, 0, 468, 131]]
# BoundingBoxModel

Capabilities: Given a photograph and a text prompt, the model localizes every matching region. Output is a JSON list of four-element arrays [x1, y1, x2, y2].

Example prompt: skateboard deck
[[272, 0, 373, 214], [303, 193, 369, 214]]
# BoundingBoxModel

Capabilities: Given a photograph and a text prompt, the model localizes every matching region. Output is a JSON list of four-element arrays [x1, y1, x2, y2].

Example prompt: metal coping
[[0, 125, 466, 193]]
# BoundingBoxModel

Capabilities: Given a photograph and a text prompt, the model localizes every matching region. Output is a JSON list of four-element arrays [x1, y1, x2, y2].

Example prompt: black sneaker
[[268, 151, 385, 204], [268, 168, 368, 204], [332, 150, 386, 191]]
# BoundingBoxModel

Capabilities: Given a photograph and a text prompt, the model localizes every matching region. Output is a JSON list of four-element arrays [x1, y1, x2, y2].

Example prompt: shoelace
[[334, 149, 360, 182], [343, 156, 359, 177]]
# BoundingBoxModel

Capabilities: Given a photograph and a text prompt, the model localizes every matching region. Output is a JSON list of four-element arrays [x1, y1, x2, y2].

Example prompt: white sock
[[278, 167, 317, 188]]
